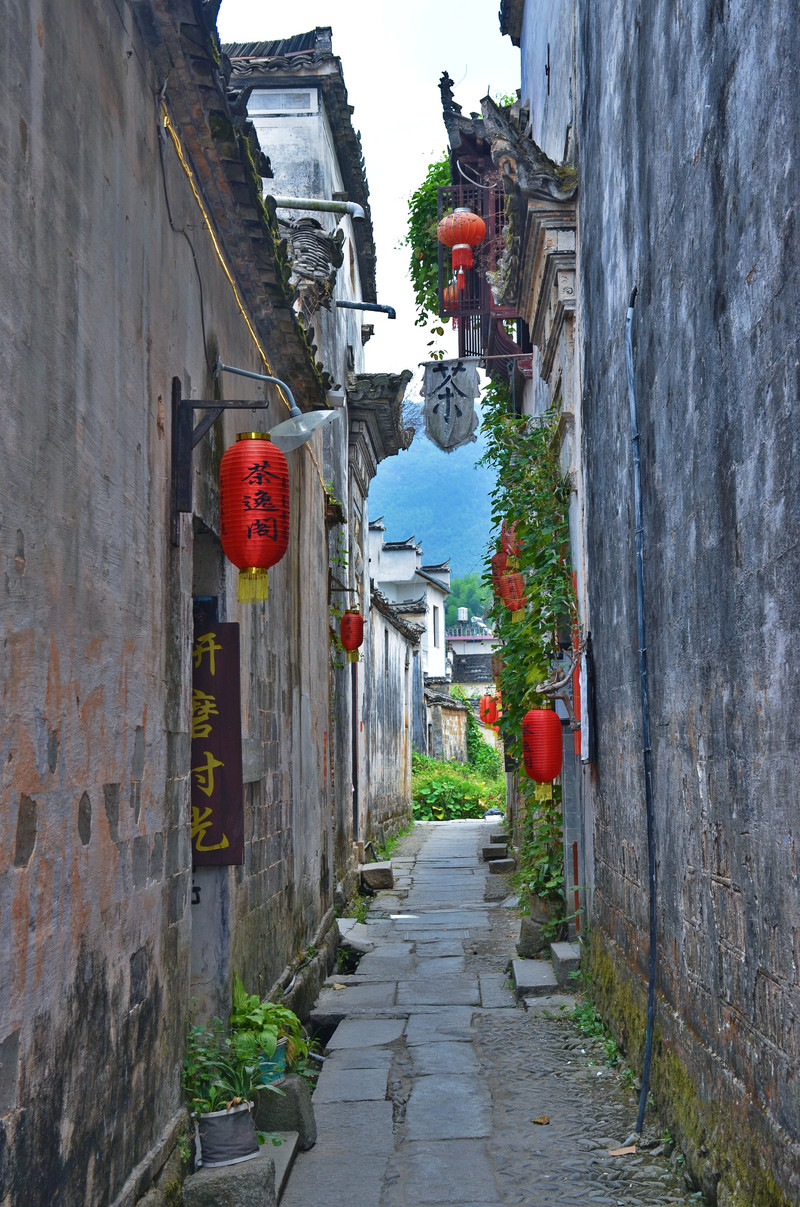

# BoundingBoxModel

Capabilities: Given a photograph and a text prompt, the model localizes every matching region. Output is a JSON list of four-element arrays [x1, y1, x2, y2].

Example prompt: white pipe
[[269, 196, 365, 221]]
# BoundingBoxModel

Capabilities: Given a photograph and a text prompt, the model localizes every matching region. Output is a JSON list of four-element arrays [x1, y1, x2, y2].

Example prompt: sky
[[216, 1, 520, 379]]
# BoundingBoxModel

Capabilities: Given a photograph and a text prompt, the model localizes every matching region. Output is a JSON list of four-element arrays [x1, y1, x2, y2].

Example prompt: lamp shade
[[437, 208, 486, 289], [220, 433, 290, 603], [522, 708, 563, 781], [479, 694, 498, 726], [499, 571, 526, 622], [340, 611, 364, 663]]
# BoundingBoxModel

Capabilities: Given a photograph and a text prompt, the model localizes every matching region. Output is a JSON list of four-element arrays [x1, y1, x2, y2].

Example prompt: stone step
[[488, 857, 516, 874], [481, 843, 508, 862], [273, 1132, 299, 1201], [489, 831, 508, 844], [511, 958, 558, 998], [360, 861, 394, 891], [550, 940, 582, 988]]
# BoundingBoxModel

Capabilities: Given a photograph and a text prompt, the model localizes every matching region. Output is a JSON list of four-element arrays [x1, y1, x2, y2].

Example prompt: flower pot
[[195, 1102, 260, 1168], [259, 1036, 287, 1084]]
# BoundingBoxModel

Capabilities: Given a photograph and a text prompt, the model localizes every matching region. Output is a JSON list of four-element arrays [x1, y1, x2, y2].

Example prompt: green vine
[[402, 152, 451, 358]]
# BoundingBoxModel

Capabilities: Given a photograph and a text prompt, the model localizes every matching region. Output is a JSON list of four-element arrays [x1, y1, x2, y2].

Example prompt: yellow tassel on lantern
[[511, 609, 524, 623], [238, 567, 270, 603], [346, 649, 360, 663]]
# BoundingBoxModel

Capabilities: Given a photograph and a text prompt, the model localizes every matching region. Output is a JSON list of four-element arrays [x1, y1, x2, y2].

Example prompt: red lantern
[[437, 208, 486, 289], [220, 432, 290, 603], [501, 518, 521, 561], [340, 611, 364, 663], [490, 549, 508, 595], [442, 281, 459, 313], [499, 571, 526, 622], [479, 694, 498, 726], [522, 708, 563, 781]]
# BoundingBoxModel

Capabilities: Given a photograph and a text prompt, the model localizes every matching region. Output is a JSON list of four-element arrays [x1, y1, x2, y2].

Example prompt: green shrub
[[412, 753, 504, 821]]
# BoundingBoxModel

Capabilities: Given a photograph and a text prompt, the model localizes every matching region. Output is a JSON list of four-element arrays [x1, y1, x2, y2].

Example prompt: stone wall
[[0, 2, 335, 1203], [362, 608, 416, 843], [576, 0, 800, 1201], [426, 694, 469, 763]]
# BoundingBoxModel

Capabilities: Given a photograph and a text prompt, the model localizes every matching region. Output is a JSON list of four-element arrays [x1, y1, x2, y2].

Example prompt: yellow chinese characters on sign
[[190, 624, 243, 865]]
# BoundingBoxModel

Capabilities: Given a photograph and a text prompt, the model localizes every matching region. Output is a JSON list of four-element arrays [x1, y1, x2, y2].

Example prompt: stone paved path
[[282, 820, 703, 1207]]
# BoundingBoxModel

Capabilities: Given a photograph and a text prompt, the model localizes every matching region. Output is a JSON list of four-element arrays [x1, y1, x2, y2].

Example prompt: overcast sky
[[217, 1, 520, 379]]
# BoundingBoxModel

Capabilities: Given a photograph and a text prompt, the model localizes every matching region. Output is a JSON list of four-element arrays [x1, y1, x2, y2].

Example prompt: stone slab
[[551, 940, 582, 987], [408, 938, 466, 957], [183, 1144, 276, 1207], [489, 832, 508, 844], [360, 861, 394, 889], [325, 1017, 406, 1049], [521, 992, 575, 1015], [269, 1132, 298, 1201], [478, 972, 516, 1008], [381, 1139, 501, 1206], [253, 1075, 316, 1152], [396, 975, 481, 1007], [488, 858, 516, 874], [512, 958, 558, 997], [404, 1008, 476, 1045], [516, 915, 549, 958], [412, 955, 466, 975], [322, 1047, 394, 1072], [279, 1102, 394, 1207], [482, 844, 508, 861], [405, 1074, 492, 1140], [311, 1065, 388, 1103], [409, 1040, 480, 1076]]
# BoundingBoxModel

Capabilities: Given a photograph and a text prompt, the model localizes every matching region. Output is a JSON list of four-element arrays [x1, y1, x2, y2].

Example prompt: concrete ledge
[[182, 1145, 276, 1207], [511, 958, 558, 998], [551, 940, 582, 988], [488, 857, 516, 874]]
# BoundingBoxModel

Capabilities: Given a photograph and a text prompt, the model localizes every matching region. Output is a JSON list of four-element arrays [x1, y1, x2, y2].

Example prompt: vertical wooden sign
[[190, 623, 244, 865]]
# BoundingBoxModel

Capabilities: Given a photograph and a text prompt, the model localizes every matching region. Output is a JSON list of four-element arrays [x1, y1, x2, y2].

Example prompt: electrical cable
[[624, 285, 659, 1143]]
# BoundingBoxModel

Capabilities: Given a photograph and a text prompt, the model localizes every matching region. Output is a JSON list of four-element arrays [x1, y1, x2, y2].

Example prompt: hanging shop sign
[[423, 359, 480, 452], [191, 622, 244, 865]]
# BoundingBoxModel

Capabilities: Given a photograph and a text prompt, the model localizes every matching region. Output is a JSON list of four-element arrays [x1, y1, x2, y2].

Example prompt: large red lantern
[[442, 281, 459, 313], [437, 208, 486, 290], [479, 694, 498, 726], [220, 432, 290, 603], [522, 708, 563, 782], [499, 571, 526, 622], [340, 611, 364, 663]]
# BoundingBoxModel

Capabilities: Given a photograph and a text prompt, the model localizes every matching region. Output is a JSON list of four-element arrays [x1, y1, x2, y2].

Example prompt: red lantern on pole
[[479, 694, 498, 726], [499, 571, 526, 622], [442, 281, 459, 314], [220, 432, 290, 604], [437, 208, 486, 290], [522, 708, 563, 782], [340, 610, 364, 663]]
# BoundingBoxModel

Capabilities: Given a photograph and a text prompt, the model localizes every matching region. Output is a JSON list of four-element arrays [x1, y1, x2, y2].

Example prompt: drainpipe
[[625, 286, 658, 1143], [335, 301, 397, 320], [269, 196, 365, 221]]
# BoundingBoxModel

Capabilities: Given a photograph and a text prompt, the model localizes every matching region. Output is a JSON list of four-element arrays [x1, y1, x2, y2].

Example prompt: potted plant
[[230, 973, 309, 1083], [183, 1018, 276, 1168]]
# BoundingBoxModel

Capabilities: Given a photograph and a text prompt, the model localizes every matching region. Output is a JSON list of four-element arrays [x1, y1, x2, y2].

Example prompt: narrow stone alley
[[281, 820, 704, 1207]]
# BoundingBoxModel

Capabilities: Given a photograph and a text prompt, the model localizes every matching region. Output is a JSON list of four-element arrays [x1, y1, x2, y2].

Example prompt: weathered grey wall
[[0, 2, 335, 1203], [362, 611, 414, 842], [577, 0, 800, 1199], [427, 699, 469, 764]]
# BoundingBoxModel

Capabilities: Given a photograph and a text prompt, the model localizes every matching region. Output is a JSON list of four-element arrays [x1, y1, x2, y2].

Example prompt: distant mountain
[[367, 405, 496, 580]]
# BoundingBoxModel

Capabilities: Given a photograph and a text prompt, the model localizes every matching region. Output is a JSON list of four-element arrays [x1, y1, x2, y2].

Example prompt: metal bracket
[[170, 375, 277, 547]]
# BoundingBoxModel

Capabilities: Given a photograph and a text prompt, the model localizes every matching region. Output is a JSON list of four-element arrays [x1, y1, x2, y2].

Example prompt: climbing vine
[[403, 152, 451, 358], [480, 377, 576, 902]]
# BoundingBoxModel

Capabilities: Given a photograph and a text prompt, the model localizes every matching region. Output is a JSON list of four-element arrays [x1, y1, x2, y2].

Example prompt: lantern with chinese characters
[[340, 610, 364, 663], [499, 571, 526, 622], [437, 208, 486, 290], [479, 694, 498, 726], [219, 432, 290, 604], [490, 549, 508, 596], [522, 708, 563, 782]]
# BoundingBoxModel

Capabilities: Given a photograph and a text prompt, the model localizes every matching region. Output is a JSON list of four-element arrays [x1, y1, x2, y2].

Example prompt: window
[[248, 89, 318, 116], [433, 606, 440, 648]]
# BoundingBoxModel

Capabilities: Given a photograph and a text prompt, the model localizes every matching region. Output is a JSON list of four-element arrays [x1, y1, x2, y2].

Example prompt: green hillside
[[367, 408, 496, 579]]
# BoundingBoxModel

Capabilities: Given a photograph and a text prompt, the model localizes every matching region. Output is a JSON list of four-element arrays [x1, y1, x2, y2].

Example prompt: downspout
[[625, 286, 658, 1142], [269, 196, 365, 221]]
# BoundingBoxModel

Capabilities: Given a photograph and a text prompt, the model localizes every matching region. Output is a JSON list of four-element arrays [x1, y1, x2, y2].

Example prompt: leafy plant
[[230, 973, 309, 1067], [412, 752, 504, 820], [402, 152, 451, 357], [182, 1017, 274, 1116], [512, 793, 565, 903]]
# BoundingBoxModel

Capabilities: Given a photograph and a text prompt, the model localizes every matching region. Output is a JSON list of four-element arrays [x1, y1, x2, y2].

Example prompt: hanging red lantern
[[522, 708, 563, 781], [479, 694, 498, 726], [442, 281, 459, 313], [437, 208, 486, 290], [490, 549, 508, 595], [501, 518, 521, 561], [499, 571, 526, 622], [340, 610, 364, 663], [220, 432, 290, 603]]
